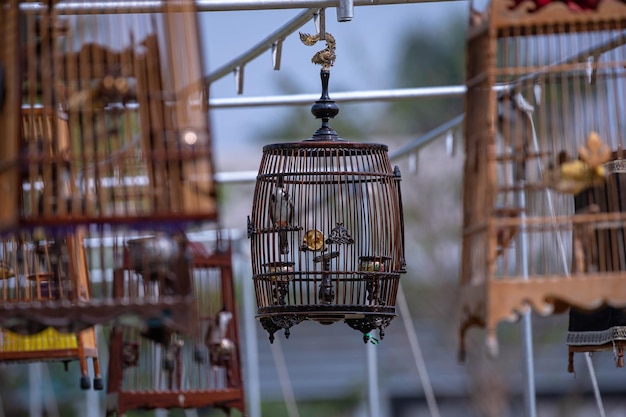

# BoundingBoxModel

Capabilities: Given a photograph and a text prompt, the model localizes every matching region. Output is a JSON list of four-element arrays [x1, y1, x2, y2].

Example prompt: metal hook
[[314, 8, 326, 40], [271, 40, 283, 71], [586, 54, 600, 85], [234, 65, 244, 95]]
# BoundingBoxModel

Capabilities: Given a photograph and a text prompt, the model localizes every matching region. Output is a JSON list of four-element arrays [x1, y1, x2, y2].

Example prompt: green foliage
[[383, 15, 467, 135], [261, 397, 360, 417]]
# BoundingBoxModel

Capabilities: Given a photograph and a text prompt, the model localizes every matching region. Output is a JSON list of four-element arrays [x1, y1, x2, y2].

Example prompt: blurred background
[[3, 2, 626, 417]]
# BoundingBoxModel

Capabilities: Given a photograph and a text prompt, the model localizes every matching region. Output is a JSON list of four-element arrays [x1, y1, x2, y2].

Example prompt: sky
[[198, 1, 468, 173]]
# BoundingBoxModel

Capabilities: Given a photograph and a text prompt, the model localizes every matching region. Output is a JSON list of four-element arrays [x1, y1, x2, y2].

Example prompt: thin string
[[524, 95, 606, 417], [397, 283, 441, 417], [270, 338, 301, 417]]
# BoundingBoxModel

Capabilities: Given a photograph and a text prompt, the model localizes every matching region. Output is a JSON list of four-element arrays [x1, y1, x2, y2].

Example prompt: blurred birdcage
[[106, 236, 245, 416], [0, 327, 101, 389], [459, 0, 626, 362], [248, 66, 406, 343], [0, 1, 217, 333], [0, 233, 101, 389]]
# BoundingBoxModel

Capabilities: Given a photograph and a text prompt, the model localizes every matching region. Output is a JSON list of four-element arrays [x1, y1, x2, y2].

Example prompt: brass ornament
[[301, 229, 325, 252], [542, 131, 611, 195], [299, 32, 336, 70]]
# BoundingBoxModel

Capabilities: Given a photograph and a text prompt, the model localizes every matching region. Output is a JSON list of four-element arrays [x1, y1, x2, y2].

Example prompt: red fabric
[[508, 0, 603, 12]]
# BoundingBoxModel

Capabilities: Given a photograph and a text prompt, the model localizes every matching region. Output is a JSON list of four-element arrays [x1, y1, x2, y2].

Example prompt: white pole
[[366, 341, 380, 417], [517, 186, 537, 417], [237, 239, 262, 417], [585, 353, 606, 417], [28, 364, 43, 417]]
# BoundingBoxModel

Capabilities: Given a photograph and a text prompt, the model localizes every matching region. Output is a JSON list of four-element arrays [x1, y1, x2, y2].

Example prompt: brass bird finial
[[542, 131, 611, 195], [299, 32, 336, 70]]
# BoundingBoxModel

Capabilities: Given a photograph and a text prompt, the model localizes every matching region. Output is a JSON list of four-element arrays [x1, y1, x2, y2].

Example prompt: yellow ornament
[[302, 229, 325, 252]]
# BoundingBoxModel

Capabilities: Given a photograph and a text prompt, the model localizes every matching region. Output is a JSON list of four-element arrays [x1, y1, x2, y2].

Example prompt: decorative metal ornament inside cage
[[248, 33, 406, 343]]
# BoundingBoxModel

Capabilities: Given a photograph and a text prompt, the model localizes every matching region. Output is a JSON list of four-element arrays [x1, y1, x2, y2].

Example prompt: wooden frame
[[459, 0, 626, 360], [106, 239, 245, 416]]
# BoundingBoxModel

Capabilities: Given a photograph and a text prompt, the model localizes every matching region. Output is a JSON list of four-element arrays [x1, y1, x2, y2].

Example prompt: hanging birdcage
[[106, 235, 245, 416], [0, 0, 217, 333], [459, 0, 626, 362], [248, 34, 406, 343], [0, 233, 102, 389]]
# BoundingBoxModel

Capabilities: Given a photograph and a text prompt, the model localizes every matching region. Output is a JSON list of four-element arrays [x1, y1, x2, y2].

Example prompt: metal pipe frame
[[20, 0, 459, 14], [214, 113, 465, 185], [206, 8, 319, 85], [389, 113, 464, 161], [209, 85, 467, 108]]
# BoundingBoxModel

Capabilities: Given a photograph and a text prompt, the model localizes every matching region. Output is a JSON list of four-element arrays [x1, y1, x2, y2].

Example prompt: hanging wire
[[525, 94, 607, 417], [585, 353, 607, 417], [397, 283, 441, 417], [270, 338, 301, 417]]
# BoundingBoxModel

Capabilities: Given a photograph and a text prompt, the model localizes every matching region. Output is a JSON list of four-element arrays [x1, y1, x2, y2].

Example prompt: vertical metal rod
[[271, 40, 283, 71], [28, 364, 43, 417], [517, 183, 537, 417], [41, 364, 59, 417], [366, 341, 380, 417], [86, 380, 99, 417], [319, 8, 326, 39], [238, 240, 262, 417], [527, 111, 606, 416]]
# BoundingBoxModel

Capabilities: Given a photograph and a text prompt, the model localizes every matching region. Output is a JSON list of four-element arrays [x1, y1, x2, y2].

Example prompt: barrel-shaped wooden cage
[[459, 0, 626, 364], [106, 235, 245, 416], [0, 0, 217, 333], [249, 89, 406, 343]]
